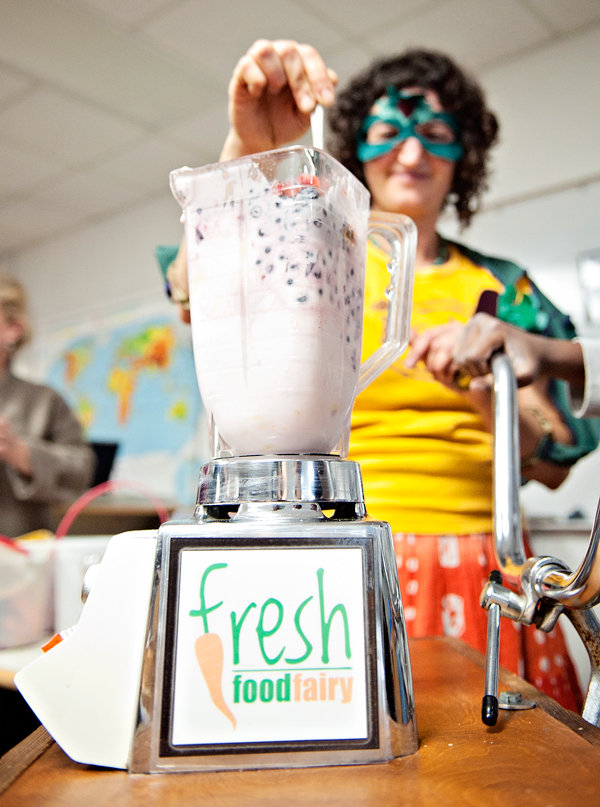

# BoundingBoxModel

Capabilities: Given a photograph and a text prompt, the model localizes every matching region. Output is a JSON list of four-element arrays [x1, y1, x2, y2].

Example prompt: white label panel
[[170, 546, 368, 746]]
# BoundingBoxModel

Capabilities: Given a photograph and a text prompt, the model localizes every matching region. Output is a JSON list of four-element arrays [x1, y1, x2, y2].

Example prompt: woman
[[0, 271, 95, 537], [323, 47, 596, 711], [170, 40, 596, 709]]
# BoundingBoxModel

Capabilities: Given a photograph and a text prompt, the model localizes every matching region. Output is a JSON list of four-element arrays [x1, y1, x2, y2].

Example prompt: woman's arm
[[221, 39, 337, 162], [406, 320, 576, 489], [452, 312, 585, 390], [5, 389, 95, 502], [0, 415, 33, 477], [167, 40, 337, 323], [467, 380, 572, 489], [166, 236, 190, 324]]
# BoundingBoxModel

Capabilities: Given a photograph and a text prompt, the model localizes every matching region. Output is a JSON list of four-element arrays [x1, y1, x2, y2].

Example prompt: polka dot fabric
[[394, 531, 582, 712]]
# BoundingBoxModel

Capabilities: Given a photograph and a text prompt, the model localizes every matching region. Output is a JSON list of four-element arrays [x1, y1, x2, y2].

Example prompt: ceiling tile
[[325, 44, 376, 87], [143, 0, 347, 84], [0, 198, 75, 253], [0, 88, 144, 165], [93, 136, 209, 193], [301, 0, 431, 38], [31, 168, 151, 220], [163, 102, 229, 162], [525, 0, 600, 33], [165, 100, 324, 158], [0, 0, 221, 128], [0, 138, 65, 201], [0, 64, 32, 108], [70, 0, 176, 26], [366, 0, 552, 71]]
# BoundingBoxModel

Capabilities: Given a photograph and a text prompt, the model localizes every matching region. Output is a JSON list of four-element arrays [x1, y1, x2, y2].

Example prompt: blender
[[16, 146, 418, 772]]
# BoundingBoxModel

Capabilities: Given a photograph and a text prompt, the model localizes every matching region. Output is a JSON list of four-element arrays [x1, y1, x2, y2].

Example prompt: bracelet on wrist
[[521, 407, 554, 470]]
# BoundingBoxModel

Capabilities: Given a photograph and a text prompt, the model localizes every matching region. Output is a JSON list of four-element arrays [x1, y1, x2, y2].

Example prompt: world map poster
[[42, 303, 209, 505]]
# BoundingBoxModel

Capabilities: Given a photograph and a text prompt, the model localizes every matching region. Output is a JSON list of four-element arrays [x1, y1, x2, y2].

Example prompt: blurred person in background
[[0, 271, 94, 538]]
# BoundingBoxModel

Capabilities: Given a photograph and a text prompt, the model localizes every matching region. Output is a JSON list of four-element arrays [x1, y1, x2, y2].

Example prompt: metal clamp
[[498, 691, 535, 711], [481, 353, 600, 727], [482, 570, 502, 726]]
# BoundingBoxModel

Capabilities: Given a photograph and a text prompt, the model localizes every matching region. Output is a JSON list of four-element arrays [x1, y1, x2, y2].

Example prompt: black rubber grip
[[482, 694, 499, 726]]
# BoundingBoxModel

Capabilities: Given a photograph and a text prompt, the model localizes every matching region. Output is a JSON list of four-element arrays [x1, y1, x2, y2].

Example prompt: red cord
[[55, 479, 170, 538]]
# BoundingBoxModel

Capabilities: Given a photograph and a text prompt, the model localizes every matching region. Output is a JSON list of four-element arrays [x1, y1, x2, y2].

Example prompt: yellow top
[[349, 242, 504, 534]]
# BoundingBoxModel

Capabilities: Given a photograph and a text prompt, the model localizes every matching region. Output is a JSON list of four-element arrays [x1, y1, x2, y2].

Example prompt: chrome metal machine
[[482, 353, 600, 727]]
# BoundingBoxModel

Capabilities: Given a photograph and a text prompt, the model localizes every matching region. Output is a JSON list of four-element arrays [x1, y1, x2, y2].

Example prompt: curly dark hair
[[327, 49, 499, 228]]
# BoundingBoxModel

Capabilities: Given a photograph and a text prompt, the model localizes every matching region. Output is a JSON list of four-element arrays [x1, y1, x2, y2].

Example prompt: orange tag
[[42, 634, 63, 653]]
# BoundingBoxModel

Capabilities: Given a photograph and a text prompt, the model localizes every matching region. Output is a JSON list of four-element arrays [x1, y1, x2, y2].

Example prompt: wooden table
[[2, 637, 600, 806]]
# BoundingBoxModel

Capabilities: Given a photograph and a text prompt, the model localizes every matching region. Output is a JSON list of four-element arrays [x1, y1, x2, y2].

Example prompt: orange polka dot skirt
[[394, 531, 582, 712]]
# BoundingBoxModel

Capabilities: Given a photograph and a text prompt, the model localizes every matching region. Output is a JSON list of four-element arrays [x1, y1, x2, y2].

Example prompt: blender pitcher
[[171, 146, 416, 457]]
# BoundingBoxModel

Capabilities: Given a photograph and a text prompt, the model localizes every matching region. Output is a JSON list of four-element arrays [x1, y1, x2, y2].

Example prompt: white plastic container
[[0, 537, 54, 649], [53, 536, 111, 632]]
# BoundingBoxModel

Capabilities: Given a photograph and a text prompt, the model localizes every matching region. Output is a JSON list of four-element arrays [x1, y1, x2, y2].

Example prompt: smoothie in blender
[[172, 150, 370, 456]]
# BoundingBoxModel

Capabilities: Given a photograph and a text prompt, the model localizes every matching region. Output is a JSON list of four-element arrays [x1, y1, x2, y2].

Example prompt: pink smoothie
[[179, 159, 369, 456]]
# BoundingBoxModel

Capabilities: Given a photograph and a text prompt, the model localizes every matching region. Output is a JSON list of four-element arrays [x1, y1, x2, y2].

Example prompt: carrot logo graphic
[[194, 633, 236, 729], [189, 563, 236, 729]]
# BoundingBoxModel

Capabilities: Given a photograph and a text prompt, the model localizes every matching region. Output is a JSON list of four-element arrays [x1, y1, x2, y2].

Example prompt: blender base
[[15, 457, 418, 772], [130, 515, 418, 772]]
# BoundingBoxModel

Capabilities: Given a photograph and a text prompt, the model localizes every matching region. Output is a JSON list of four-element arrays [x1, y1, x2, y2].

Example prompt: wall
[[14, 194, 182, 348]]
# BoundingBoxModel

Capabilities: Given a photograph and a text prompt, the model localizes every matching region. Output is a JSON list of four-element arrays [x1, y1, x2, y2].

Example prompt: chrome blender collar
[[196, 455, 365, 506]]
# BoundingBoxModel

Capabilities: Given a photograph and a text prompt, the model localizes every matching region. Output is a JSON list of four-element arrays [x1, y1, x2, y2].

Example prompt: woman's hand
[[0, 416, 32, 477], [173, 41, 336, 324], [167, 236, 190, 324], [405, 320, 464, 389], [452, 313, 541, 389], [405, 318, 573, 489], [221, 39, 337, 161], [452, 312, 585, 390]]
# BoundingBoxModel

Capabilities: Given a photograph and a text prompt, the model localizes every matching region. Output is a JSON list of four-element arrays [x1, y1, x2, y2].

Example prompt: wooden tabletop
[[2, 637, 600, 807]]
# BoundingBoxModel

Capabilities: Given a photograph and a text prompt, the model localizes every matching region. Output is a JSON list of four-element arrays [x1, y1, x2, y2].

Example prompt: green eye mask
[[357, 86, 463, 163]]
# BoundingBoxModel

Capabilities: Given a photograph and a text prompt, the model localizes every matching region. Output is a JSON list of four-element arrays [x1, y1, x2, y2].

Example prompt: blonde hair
[[0, 271, 32, 350]]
